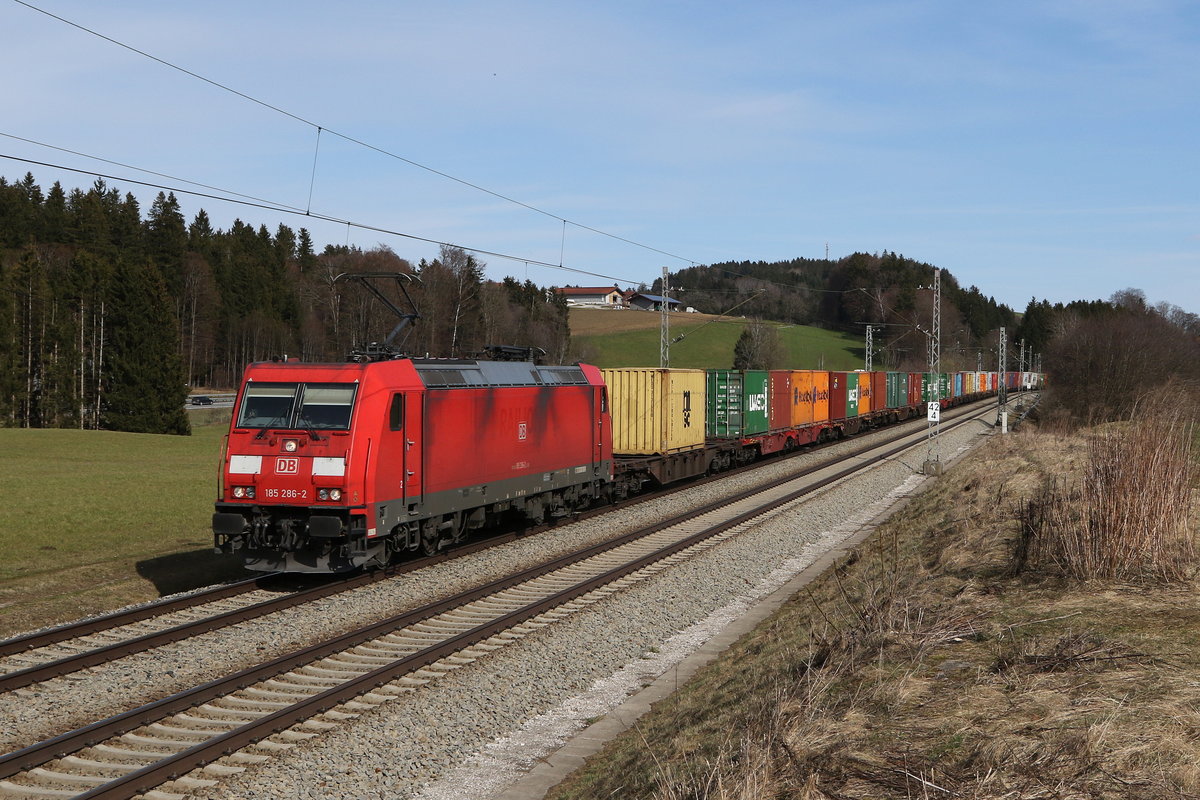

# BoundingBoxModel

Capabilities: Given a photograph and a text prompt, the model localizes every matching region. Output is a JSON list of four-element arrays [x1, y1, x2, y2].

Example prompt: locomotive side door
[[389, 390, 423, 506]]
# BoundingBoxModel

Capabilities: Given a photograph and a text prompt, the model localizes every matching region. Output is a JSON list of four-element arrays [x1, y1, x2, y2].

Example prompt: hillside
[[667, 253, 1018, 372], [567, 308, 863, 370]]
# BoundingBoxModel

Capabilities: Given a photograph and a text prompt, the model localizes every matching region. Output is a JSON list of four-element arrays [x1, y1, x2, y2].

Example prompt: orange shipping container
[[856, 371, 873, 414], [789, 370, 830, 427]]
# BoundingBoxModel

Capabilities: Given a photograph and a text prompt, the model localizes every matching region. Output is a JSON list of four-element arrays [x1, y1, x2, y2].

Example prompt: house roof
[[630, 293, 682, 305], [554, 286, 621, 296]]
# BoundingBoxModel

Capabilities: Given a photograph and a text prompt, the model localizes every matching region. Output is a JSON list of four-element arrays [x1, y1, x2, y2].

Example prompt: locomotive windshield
[[237, 382, 357, 430]]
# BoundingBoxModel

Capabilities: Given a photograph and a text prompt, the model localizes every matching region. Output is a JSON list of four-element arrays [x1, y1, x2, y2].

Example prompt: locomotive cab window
[[298, 384, 356, 430], [238, 383, 298, 428], [237, 382, 356, 430]]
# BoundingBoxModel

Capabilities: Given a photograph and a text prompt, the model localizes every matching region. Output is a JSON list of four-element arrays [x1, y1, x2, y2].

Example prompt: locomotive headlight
[[233, 486, 246, 499], [283, 439, 299, 453], [317, 488, 329, 501], [329, 488, 342, 501]]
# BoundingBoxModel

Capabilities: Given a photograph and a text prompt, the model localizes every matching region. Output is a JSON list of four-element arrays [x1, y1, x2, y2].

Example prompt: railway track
[[0, 397, 1000, 694], [0, 401, 1004, 800]]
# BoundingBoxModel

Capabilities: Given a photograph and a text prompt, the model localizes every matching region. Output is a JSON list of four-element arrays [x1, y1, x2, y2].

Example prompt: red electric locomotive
[[212, 357, 612, 572]]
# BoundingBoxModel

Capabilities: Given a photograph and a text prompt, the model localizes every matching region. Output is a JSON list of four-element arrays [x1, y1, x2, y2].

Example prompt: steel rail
[[0, 404, 993, 797], [0, 575, 268, 658], [0, 396, 1002, 693], [0, 535, 518, 691]]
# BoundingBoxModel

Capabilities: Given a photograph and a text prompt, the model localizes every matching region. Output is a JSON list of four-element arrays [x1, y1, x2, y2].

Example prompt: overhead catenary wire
[[0, 131, 905, 304], [6, 3, 909, 301], [9, 2, 899, 298], [0, 131, 308, 213], [0, 139, 933, 322], [12, 0, 697, 268], [0, 152, 645, 287]]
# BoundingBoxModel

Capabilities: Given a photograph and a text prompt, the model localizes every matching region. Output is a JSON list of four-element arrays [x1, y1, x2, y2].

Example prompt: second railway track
[[0, 397, 1004, 694], [0, 400, 1014, 800]]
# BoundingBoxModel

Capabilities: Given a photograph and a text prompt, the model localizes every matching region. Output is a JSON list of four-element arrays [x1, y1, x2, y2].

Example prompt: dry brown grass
[[1017, 406, 1197, 582], [550, 420, 1200, 800]]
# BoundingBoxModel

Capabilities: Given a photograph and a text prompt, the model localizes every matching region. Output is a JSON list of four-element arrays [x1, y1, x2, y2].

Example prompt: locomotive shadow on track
[[135, 549, 247, 596]]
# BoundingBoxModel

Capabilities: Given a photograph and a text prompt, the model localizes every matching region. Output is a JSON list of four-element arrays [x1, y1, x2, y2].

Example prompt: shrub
[[1017, 405, 1197, 582]]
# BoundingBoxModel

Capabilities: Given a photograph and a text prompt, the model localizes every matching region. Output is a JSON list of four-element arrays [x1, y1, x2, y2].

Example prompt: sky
[[2, 0, 1197, 314]]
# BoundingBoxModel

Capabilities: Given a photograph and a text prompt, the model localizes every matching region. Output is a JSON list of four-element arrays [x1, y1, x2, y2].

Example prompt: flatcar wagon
[[214, 351, 1044, 573], [601, 367, 707, 495]]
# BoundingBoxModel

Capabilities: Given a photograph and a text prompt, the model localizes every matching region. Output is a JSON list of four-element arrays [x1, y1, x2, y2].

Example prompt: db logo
[[518, 422, 528, 441], [275, 457, 300, 475]]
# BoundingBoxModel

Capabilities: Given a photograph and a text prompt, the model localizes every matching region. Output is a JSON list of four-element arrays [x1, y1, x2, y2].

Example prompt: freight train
[[212, 358, 1042, 572]]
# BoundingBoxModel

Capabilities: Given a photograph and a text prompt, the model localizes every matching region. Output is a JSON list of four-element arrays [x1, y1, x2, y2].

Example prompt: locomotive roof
[[411, 359, 591, 389], [241, 358, 594, 389]]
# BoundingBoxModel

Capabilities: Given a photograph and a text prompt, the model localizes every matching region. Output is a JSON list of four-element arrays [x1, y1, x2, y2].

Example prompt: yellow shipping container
[[789, 370, 830, 427], [601, 368, 707, 456]]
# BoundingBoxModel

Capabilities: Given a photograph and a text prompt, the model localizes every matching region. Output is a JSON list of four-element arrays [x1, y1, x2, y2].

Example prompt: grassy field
[[0, 411, 243, 636], [569, 308, 863, 370]]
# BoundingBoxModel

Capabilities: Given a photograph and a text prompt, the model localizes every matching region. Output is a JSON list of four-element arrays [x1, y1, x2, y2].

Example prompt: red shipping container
[[871, 371, 888, 411], [769, 370, 792, 431], [829, 372, 848, 421], [907, 372, 923, 406]]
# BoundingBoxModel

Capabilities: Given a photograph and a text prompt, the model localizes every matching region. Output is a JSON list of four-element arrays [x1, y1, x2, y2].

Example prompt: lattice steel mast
[[925, 268, 941, 474]]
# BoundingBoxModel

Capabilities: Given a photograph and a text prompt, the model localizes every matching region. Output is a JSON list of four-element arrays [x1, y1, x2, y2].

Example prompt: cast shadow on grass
[[136, 549, 246, 595]]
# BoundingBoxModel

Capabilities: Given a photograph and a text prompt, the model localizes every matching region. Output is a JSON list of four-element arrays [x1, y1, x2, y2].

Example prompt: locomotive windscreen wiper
[[254, 415, 286, 439], [298, 413, 325, 441]]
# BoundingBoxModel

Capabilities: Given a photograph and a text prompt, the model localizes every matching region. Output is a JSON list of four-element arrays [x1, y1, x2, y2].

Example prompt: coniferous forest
[[5, 172, 1196, 436], [0, 173, 570, 434]]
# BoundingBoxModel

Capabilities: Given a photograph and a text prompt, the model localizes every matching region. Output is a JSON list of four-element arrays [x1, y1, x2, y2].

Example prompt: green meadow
[[571, 314, 864, 370], [0, 414, 242, 635]]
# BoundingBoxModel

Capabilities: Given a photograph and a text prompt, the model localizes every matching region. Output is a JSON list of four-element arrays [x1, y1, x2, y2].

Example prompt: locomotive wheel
[[420, 522, 440, 556]]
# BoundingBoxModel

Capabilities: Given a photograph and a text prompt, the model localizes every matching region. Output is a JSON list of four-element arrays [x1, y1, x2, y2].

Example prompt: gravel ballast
[[212, 416, 996, 799], [0, 409, 999, 798]]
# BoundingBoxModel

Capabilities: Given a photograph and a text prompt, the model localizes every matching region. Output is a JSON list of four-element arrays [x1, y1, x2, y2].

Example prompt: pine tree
[[187, 208, 214, 253], [101, 255, 190, 435], [297, 228, 317, 273], [145, 191, 187, 298]]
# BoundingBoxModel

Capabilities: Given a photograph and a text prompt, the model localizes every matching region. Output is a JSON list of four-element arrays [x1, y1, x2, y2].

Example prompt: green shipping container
[[886, 371, 907, 408], [846, 372, 860, 417], [706, 370, 770, 438], [921, 373, 937, 403], [922, 373, 952, 401]]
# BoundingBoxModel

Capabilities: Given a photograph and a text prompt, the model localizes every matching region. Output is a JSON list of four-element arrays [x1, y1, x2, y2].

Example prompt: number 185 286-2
[[263, 488, 308, 500]]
